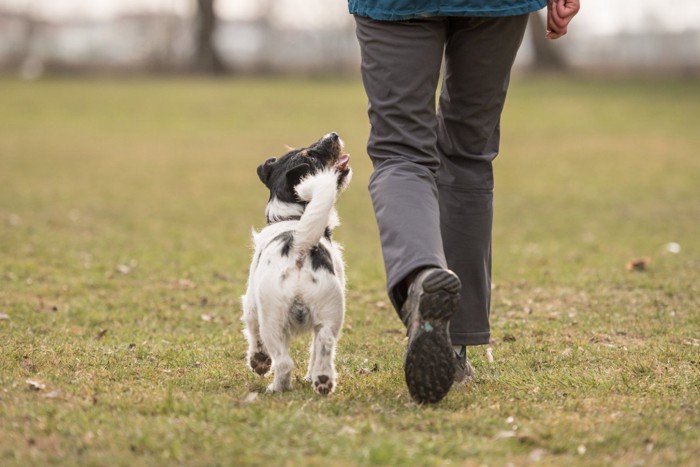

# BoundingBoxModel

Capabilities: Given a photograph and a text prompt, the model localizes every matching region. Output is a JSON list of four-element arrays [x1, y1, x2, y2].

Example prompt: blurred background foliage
[[0, 0, 699, 78]]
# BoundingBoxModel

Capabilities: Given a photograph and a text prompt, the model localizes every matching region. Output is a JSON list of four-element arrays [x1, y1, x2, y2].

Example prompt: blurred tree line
[[1, 0, 698, 76], [190, 0, 566, 74]]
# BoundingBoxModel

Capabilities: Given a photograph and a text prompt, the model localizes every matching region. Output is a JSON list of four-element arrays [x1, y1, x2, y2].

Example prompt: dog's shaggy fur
[[242, 132, 351, 395]]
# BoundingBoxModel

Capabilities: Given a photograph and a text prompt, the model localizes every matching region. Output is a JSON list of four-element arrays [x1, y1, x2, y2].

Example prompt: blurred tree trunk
[[193, 0, 226, 74], [255, 0, 275, 74], [528, 12, 568, 71]]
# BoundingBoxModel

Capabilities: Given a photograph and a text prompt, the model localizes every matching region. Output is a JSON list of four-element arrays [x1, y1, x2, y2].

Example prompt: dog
[[241, 132, 351, 395]]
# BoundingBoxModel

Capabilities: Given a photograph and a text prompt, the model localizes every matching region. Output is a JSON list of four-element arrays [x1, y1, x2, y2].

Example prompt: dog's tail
[[293, 169, 339, 255]]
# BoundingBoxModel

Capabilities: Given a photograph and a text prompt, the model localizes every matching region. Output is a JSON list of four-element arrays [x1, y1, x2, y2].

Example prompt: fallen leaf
[[644, 436, 656, 453], [577, 445, 587, 455], [96, 329, 108, 340], [503, 334, 516, 342], [494, 430, 516, 440], [0, 313, 9, 320], [213, 271, 231, 281], [115, 264, 132, 274], [83, 432, 95, 445], [42, 389, 61, 399], [515, 432, 545, 446], [173, 278, 196, 289], [664, 242, 681, 254], [590, 334, 616, 348], [626, 257, 650, 272], [358, 363, 379, 375], [243, 392, 259, 404], [529, 448, 548, 461], [26, 379, 46, 391], [338, 426, 358, 435], [201, 314, 214, 322], [486, 347, 494, 363]]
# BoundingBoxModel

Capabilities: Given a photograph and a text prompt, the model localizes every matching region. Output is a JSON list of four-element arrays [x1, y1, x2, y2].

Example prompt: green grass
[[1, 76, 699, 466]]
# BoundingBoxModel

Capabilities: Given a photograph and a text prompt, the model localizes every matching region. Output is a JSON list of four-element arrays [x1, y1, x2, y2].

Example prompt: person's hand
[[546, 0, 580, 39]]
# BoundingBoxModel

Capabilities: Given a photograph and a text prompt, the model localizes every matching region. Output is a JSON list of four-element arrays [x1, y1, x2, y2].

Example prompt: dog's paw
[[313, 374, 334, 396], [250, 352, 272, 376]]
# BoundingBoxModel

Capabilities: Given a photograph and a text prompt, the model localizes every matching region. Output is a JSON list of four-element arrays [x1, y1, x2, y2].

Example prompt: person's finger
[[546, 29, 565, 40], [546, 4, 564, 38], [556, 0, 580, 21], [550, 1, 570, 30], [547, 1, 559, 34]]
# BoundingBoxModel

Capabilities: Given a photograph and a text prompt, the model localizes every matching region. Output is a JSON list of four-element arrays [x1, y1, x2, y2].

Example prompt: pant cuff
[[387, 257, 444, 316], [450, 330, 490, 346]]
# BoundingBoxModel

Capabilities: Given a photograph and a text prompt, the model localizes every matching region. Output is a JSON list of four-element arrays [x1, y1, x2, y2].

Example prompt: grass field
[[1, 76, 699, 466]]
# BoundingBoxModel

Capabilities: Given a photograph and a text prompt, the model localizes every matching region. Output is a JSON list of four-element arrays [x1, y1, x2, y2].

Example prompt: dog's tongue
[[335, 154, 350, 171]]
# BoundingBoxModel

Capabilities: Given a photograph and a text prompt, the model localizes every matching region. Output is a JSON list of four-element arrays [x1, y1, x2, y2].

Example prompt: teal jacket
[[348, 0, 546, 20]]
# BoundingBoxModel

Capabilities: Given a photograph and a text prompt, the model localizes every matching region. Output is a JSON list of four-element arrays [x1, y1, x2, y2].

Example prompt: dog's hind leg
[[309, 323, 339, 395], [304, 337, 316, 383], [242, 294, 271, 376], [262, 331, 294, 393]]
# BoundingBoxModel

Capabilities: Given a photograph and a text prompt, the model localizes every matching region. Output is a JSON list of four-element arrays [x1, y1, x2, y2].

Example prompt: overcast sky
[[1, 0, 699, 34]]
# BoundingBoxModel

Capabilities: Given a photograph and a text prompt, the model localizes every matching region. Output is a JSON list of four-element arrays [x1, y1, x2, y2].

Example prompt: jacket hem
[[350, 2, 546, 21]]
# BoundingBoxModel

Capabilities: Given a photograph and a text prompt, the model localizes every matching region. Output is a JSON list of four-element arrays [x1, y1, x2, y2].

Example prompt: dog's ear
[[286, 163, 310, 189], [257, 158, 276, 187]]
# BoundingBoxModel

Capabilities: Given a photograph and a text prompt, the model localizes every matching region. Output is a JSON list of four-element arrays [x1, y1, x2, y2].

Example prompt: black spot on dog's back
[[310, 243, 334, 275], [272, 231, 294, 257], [270, 231, 334, 274]]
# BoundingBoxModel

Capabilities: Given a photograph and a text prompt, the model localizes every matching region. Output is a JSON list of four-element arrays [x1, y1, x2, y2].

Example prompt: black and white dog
[[242, 132, 351, 395]]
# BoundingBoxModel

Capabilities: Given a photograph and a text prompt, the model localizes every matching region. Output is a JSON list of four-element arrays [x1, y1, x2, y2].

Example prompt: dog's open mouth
[[335, 153, 350, 172]]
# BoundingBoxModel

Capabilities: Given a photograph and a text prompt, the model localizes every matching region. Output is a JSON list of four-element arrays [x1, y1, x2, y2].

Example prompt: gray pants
[[355, 14, 529, 346]]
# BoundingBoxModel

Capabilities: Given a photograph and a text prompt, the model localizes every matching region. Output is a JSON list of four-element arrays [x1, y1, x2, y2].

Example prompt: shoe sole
[[404, 269, 460, 404]]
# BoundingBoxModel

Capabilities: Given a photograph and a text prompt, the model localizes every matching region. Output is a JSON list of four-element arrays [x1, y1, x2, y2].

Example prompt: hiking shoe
[[402, 268, 461, 404], [453, 346, 475, 384]]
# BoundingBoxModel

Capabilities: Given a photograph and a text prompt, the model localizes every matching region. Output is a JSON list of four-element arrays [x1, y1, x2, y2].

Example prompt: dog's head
[[257, 132, 351, 210]]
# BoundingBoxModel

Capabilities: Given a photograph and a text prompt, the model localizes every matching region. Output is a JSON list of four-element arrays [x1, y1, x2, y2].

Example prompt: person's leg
[[436, 15, 529, 347], [356, 16, 463, 403], [354, 15, 448, 314]]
